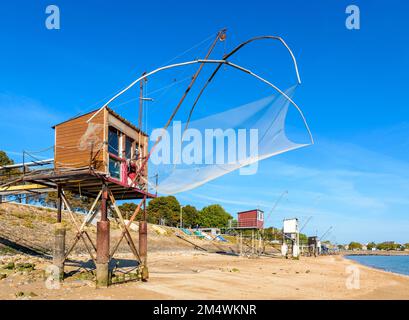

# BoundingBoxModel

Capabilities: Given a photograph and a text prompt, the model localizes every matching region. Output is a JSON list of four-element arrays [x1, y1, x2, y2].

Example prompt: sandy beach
[[1, 251, 409, 300]]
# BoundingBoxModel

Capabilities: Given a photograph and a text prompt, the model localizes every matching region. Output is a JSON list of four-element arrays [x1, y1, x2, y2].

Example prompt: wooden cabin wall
[[54, 110, 106, 172]]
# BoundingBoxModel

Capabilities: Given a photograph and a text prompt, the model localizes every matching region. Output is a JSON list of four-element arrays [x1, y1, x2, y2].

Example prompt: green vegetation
[[3, 262, 15, 270], [147, 196, 181, 226], [0, 151, 14, 166], [118, 202, 139, 220], [15, 263, 35, 272], [376, 242, 402, 251], [198, 204, 232, 228], [69, 270, 95, 281], [367, 241, 376, 250], [116, 196, 233, 228], [348, 241, 362, 250], [0, 246, 18, 255], [344, 241, 407, 251], [181, 205, 200, 227], [46, 191, 96, 212], [0, 151, 21, 183]]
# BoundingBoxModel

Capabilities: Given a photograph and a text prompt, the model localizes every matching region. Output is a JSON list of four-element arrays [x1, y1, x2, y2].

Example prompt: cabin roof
[[52, 107, 148, 137], [237, 209, 264, 215]]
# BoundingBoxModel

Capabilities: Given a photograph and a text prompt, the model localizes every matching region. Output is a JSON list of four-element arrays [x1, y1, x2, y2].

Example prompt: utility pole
[[133, 29, 227, 181], [180, 205, 185, 229], [138, 73, 146, 167], [137, 72, 153, 185], [138, 72, 148, 130]]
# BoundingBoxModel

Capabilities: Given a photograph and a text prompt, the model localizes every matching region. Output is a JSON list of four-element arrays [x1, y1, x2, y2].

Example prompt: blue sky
[[0, 0, 408, 243]]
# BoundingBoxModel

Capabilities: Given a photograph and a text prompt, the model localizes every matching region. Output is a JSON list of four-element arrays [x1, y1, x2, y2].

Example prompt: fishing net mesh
[[147, 85, 312, 194]]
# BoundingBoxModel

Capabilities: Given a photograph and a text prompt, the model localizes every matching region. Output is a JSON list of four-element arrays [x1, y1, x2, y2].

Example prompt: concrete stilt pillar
[[139, 220, 148, 281], [52, 185, 65, 281], [96, 221, 110, 287], [53, 223, 66, 280], [96, 185, 110, 288]]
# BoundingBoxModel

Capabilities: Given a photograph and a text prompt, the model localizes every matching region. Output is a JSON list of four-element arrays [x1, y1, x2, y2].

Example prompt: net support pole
[[96, 184, 110, 288], [53, 185, 65, 281], [139, 196, 148, 281]]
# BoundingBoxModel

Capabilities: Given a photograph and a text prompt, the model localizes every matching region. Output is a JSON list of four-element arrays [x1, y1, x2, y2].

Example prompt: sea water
[[346, 255, 409, 276]]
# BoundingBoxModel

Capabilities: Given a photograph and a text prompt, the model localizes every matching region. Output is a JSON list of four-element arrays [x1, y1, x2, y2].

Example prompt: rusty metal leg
[[53, 185, 65, 281], [139, 196, 148, 281], [96, 185, 110, 288]]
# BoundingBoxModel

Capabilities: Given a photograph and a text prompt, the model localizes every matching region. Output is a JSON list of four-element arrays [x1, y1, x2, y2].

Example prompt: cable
[[159, 33, 216, 67]]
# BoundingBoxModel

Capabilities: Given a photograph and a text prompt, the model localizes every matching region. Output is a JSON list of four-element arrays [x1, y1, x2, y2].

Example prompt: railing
[[229, 218, 262, 229]]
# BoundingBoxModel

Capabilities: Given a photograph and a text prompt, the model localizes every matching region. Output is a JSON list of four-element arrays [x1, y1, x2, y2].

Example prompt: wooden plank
[[0, 184, 48, 192]]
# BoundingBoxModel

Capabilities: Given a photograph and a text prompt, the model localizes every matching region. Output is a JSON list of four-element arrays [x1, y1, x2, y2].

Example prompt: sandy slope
[[1, 251, 409, 300]]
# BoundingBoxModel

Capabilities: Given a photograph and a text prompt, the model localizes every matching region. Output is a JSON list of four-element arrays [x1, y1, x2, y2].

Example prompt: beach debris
[[15, 291, 38, 299]]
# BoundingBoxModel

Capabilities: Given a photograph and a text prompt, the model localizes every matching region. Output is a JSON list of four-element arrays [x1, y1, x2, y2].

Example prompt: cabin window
[[125, 137, 134, 159], [109, 157, 121, 180], [257, 211, 263, 221], [108, 127, 120, 156]]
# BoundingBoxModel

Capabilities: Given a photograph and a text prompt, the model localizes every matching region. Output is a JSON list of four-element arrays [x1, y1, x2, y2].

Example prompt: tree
[[367, 242, 376, 250], [147, 196, 180, 226], [0, 151, 14, 166], [404, 243, 409, 250], [348, 241, 362, 250], [46, 191, 95, 213], [0, 150, 20, 183], [182, 205, 200, 228], [118, 202, 139, 220], [198, 204, 232, 228], [376, 241, 401, 251]]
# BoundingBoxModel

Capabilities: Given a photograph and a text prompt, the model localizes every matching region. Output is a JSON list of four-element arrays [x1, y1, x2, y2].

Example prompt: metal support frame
[[64, 190, 102, 261], [54, 183, 148, 287], [109, 196, 144, 259], [108, 190, 141, 263], [62, 191, 97, 264]]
